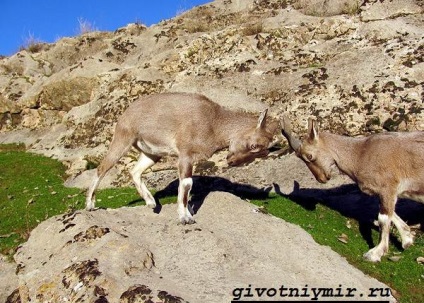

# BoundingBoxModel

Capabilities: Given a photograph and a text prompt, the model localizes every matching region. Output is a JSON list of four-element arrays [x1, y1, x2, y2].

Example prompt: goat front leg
[[177, 155, 195, 225], [363, 193, 395, 262]]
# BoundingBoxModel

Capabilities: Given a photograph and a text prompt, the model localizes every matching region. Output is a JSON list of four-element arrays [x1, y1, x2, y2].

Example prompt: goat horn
[[280, 115, 302, 151]]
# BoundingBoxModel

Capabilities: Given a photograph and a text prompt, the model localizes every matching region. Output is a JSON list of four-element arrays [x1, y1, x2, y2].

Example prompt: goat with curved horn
[[86, 92, 280, 224], [280, 116, 424, 262]]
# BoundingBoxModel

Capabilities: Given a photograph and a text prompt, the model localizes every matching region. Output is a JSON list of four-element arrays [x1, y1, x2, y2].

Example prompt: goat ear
[[257, 109, 268, 129], [307, 117, 319, 141]]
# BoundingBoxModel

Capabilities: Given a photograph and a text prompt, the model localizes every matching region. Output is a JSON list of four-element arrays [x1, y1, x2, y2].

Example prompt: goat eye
[[250, 144, 258, 150], [302, 153, 314, 162]]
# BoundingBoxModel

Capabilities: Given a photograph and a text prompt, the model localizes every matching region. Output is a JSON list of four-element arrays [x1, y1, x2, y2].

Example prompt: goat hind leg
[[86, 174, 101, 210], [130, 152, 159, 208], [86, 130, 133, 210]]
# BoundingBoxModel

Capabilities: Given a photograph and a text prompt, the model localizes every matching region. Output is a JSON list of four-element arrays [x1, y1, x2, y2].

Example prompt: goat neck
[[319, 132, 366, 182]]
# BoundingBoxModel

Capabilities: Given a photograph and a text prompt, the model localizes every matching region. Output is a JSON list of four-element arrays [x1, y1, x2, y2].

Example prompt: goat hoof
[[402, 238, 413, 250], [146, 201, 157, 209], [179, 217, 196, 225], [363, 251, 382, 263], [85, 200, 96, 211]]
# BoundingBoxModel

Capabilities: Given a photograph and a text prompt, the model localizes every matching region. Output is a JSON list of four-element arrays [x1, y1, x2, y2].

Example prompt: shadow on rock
[[275, 181, 424, 249], [154, 176, 272, 214]]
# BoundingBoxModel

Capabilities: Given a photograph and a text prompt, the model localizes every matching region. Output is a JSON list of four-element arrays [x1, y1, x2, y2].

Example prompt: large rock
[[293, 0, 363, 16], [9, 192, 395, 302], [0, 255, 18, 303], [360, 0, 423, 22]]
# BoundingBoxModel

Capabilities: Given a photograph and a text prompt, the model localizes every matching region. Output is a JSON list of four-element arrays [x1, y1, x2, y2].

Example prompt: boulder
[[9, 192, 395, 303]]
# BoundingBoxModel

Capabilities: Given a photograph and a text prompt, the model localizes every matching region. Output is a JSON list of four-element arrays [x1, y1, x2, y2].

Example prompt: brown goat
[[86, 92, 279, 224], [281, 116, 424, 262]]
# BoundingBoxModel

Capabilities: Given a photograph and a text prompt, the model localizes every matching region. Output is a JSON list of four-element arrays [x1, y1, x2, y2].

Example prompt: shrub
[[19, 32, 46, 53]]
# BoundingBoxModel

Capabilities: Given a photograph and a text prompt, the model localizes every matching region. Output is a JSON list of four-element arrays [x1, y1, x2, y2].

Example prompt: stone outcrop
[[7, 192, 395, 303]]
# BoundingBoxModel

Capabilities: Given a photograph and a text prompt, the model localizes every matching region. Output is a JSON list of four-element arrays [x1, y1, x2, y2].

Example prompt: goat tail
[[97, 125, 134, 178]]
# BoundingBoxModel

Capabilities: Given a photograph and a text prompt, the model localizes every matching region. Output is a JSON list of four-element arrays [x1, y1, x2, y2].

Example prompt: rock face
[[9, 192, 395, 303], [0, 255, 18, 303], [0, 0, 422, 190]]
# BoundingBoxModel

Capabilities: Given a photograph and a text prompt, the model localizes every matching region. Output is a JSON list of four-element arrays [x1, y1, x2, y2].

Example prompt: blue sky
[[1, 0, 211, 56]]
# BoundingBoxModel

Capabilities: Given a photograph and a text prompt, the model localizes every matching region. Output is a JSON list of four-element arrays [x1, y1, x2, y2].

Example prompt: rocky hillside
[[0, 0, 423, 189], [1, 1, 423, 302]]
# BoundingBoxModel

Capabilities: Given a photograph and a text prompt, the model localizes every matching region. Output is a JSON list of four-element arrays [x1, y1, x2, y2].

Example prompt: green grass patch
[[0, 150, 82, 254], [0, 149, 174, 256], [0, 147, 423, 303]]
